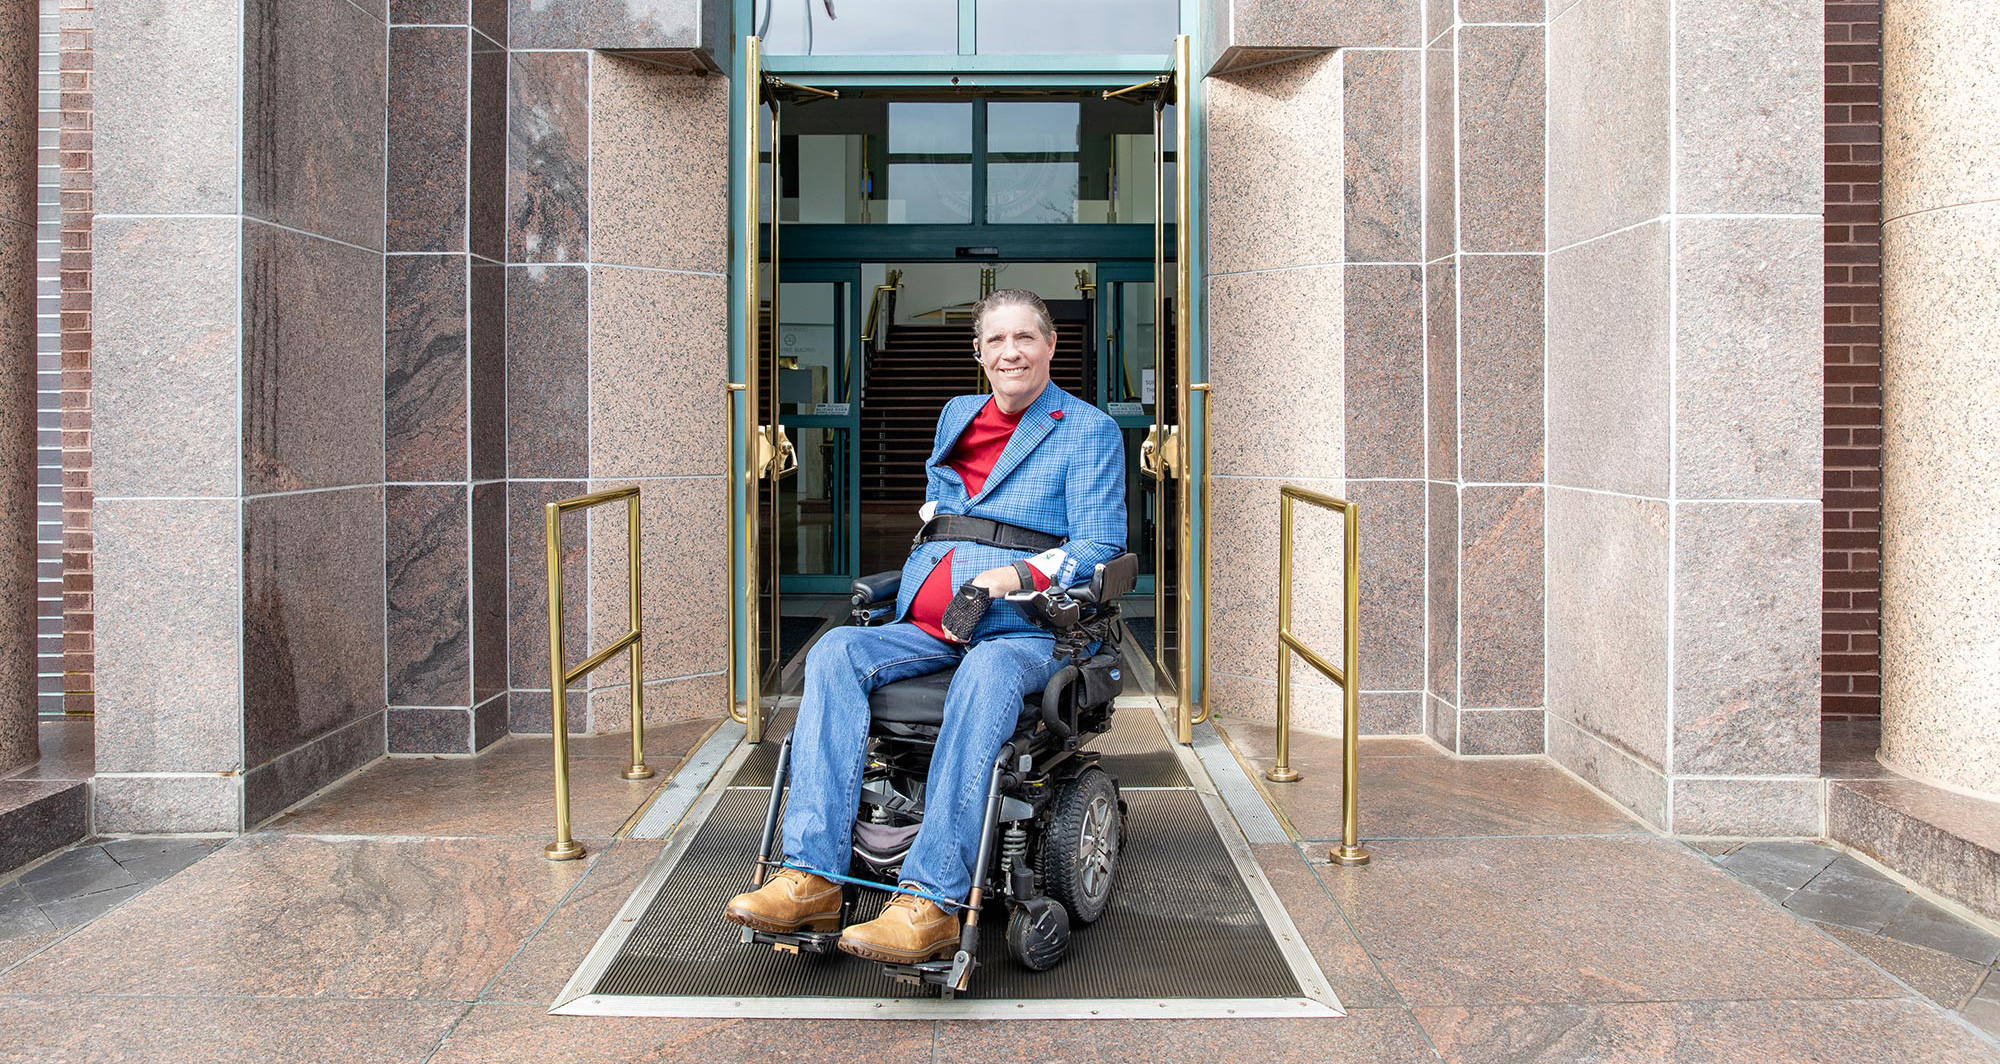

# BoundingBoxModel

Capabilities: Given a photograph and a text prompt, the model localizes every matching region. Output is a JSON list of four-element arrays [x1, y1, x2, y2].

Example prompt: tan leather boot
[[723, 869, 843, 933], [837, 894, 960, 963]]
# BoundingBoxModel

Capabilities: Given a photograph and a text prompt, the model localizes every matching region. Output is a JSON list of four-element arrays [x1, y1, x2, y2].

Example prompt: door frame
[[773, 263, 865, 595], [727, 37, 1209, 735]]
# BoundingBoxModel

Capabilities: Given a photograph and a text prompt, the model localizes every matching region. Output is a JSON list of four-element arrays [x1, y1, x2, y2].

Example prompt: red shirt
[[909, 399, 1052, 642]]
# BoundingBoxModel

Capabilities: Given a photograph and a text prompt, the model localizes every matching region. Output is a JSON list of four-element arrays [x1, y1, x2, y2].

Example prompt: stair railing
[[854, 272, 901, 405]]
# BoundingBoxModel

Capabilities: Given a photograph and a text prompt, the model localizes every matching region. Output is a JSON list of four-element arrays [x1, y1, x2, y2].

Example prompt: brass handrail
[[1273, 484, 1369, 867], [542, 485, 655, 862], [860, 271, 903, 349]]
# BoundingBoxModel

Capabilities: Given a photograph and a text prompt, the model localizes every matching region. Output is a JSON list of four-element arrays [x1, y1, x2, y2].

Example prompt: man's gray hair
[[971, 288, 1055, 341]]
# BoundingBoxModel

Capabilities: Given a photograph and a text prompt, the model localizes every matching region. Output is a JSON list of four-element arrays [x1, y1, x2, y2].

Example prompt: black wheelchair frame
[[740, 552, 1141, 996]]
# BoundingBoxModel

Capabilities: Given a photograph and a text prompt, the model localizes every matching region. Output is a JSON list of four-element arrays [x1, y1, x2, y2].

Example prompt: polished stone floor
[[1, 716, 1996, 1063]]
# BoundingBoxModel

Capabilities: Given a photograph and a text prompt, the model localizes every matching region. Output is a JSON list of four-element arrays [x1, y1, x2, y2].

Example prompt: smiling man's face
[[976, 303, 1056, 413]]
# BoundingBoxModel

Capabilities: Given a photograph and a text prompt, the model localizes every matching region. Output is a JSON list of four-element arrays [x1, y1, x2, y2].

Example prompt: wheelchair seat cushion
[[869, 666, 1041, 726]]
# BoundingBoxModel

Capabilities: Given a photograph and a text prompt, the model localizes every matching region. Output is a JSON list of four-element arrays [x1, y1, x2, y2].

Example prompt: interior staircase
[[859, 322, 1091, 503]]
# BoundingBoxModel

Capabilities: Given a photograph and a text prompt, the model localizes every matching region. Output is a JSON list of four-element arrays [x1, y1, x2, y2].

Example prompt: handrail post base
[[545, 839, 587, 862], [622, 763, 656, 781], [1329, 844, 1371, 867], [1263, 766, 1301, 784]]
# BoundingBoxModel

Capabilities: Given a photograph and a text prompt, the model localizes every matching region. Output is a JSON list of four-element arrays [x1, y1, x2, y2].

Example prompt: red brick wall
[[59, 0, 92, 714], [1823, 1, 1882, 719]]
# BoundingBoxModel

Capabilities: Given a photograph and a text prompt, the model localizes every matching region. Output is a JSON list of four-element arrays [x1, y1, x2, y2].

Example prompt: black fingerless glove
[[940, 581, 991, 642]]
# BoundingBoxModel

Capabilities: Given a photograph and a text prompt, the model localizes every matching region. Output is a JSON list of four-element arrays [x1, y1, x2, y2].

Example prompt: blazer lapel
[[929, 397, 980, 468], [971, 384, 1063, 504]]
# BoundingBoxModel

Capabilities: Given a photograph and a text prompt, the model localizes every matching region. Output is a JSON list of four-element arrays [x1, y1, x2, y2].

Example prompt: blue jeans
[[780, 622, 1067, 904]]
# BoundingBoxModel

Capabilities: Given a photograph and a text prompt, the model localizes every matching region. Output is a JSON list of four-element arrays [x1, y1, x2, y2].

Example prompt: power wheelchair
[[740, 551, 1141, 995]]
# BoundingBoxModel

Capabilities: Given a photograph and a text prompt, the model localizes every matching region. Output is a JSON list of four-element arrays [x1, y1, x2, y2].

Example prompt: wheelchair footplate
[[881, 949, 976, 996], [740, 925, 843, 956]]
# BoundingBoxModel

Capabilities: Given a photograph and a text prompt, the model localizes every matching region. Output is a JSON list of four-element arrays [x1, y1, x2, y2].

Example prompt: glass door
[[775, 266, 863, 594]]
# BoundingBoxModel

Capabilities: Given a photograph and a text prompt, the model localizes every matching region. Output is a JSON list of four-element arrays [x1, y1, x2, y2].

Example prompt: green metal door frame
[[728, 4, 1208, 716], [774, 263, 865, 596]]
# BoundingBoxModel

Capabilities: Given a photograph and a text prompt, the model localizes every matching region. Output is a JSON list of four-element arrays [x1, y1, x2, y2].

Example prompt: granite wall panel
[[1672, 502, 1820, 777], [508, 51, 590, 263], [387, 485, 471, 708], [242, 222, 386, 495], [1207, 266, 1343, 479], [96, 0, 242, 215], [1344, 265, 1424, 479], [1673, 0, 1820, 216], [1461, 485, 1544, 709], [243, 0, 387, 250], [1458, 25, 1545, 252], [1673, 218, 1821, 500], [1547, 219, 1669, 497], [243, 487, 388, 770], [471, 482, 508, 704], [589, 56, 728, 273], [93, 216, 240, 499], [93, 500, 241, 775], [385, 254, 469, 482], [505, 265, 590, 478], [388, 26, 470, 252], [1546, 486, 1668, 771], [1342, 49, 1421, 263], [1459, 254, 1544, 483], [1547, 0, 1669, 249], [1205, 52, 1343, 274], [588, 268, 729, 479]]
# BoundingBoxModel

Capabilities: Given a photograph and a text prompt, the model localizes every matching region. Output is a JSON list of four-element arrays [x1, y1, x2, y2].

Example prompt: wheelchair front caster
[[1006, 896, 1070, 971]]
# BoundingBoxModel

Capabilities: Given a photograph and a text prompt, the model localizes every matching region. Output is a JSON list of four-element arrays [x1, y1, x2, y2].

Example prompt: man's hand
[[969, 565, 1026, 598], [940, 566, 1027, 642]]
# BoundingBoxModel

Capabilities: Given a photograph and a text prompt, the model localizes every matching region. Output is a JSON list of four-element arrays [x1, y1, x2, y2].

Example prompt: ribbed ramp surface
[[594, 788, 1300, 1000], [562, 710, 1336, 1016]]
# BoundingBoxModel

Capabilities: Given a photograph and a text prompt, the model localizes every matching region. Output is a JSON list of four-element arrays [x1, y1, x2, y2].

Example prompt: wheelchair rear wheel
[[1043, 767, 1121, 925]]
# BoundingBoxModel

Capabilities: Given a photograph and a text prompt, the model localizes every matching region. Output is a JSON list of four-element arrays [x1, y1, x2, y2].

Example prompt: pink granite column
[[0, 0, 41, 774]]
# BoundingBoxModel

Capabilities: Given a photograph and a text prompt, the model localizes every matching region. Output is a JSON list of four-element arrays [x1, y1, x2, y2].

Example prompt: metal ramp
[[553, 702, 1343, 1019]]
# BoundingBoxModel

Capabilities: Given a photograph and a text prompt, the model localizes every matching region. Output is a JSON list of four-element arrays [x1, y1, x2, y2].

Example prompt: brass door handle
[[1139, 424, 1180, 481], [773, 425, 799, 479]]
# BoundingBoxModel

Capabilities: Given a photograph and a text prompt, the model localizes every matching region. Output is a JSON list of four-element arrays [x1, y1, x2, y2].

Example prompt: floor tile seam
[[472, 836, 634, 1003], [1293, 837, 1420, 1013], [0, 990, 484, 1004], [1295, 830, 1657, 843], [251, 831, 625, 843], [1394, 991, 1928, 1011], [418, 1001, 478, 1064]]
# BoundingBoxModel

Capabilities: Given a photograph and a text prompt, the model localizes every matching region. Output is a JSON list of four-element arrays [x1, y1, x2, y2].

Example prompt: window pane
[[756, 0, 957, 55], [974, 0, 1177, 55], [773, 100, 974, 224], [986, 99, 1175, 224]]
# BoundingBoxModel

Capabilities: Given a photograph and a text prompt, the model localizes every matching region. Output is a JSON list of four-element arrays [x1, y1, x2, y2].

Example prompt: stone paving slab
[[0, 995, 467, 1064], [1820, 924, 1986, 1009], [1783, 854, 1915, 933], [1413, 999, 2000, 1063]]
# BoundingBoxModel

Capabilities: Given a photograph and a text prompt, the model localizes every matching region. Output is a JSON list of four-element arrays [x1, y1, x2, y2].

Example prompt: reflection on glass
[[986, 101, 1176, 224], [777, 281, 854, 413], [974, 0, 1177, 55], [756, 0, 957, 55], [768, 100, 973, 224], [779, 426, 851, 577]]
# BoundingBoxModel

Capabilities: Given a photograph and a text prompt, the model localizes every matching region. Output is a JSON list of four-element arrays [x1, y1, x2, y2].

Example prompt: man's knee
[[803, 625, 865, 677]]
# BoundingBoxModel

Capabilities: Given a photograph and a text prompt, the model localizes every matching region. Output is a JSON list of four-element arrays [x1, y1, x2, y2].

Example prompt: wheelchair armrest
[[850, 570, 902, 606], [1067, 552, 1139, 607]]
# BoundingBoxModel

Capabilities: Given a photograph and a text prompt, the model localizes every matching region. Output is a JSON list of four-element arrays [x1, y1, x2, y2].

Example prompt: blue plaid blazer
[[892, 382, 1128, 641]]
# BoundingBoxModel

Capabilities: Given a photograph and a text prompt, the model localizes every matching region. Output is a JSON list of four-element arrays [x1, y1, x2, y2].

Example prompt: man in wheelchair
[[723, 289, 1133, 990]]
